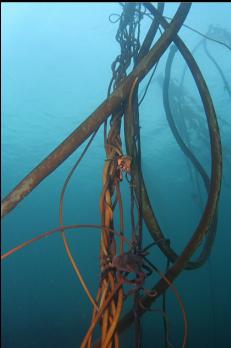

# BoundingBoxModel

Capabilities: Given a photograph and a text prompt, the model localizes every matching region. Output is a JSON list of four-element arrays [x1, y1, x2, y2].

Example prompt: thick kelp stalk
[[117, 5, 222, 336], [1, 3, 224, 348], [1, 3, 190, 219]]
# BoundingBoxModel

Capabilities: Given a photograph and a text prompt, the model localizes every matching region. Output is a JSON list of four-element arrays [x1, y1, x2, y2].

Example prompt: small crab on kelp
[[116, 155, 132, 181], [101, 249, 157, 298]]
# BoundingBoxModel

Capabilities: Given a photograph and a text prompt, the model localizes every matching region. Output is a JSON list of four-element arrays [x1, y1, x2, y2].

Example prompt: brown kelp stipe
[[2, 2, 225, 347]]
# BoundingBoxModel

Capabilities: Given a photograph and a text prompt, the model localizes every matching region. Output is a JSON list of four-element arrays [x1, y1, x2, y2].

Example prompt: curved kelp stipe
[[59, 131, 99, 310], [143, 257, 188, 348], [1, 224, 132, 261], [137, 304, 174, 348]]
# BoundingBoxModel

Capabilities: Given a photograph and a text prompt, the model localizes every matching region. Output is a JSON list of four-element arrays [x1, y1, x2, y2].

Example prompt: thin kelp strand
[[59, 131, 98, 311], [162, 15, 231, 50], [143, 257, 188, 348], [80, 279, 124, 348], [1, 224, 132, 261]]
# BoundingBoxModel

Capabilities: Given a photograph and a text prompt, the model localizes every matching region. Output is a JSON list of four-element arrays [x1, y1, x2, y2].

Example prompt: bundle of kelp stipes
[[2, 3, 225, 348]]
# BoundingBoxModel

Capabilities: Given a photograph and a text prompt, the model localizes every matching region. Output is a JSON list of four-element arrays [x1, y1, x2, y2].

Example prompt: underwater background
[[1, 3, 231, 348]]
